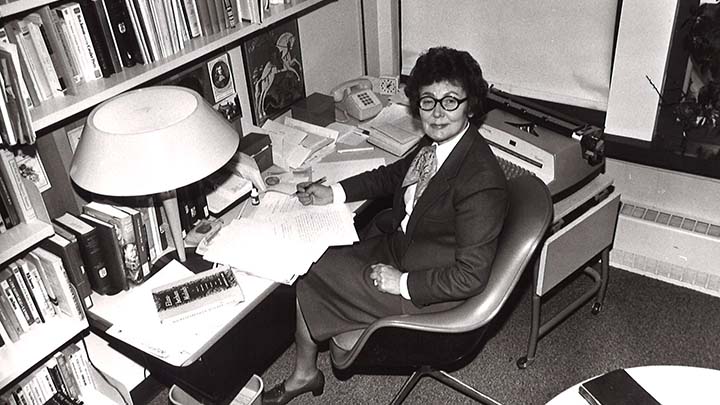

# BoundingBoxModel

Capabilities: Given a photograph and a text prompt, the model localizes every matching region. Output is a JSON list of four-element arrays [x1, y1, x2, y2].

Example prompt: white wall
[[298, 0, 366, 93]]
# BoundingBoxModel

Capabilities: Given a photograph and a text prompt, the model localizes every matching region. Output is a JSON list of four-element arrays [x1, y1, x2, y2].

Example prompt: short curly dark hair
[[404, 47, 489, 120]]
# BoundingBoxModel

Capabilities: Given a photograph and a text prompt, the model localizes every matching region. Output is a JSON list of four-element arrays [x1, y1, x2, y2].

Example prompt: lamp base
[[151, 247, 214, 275]]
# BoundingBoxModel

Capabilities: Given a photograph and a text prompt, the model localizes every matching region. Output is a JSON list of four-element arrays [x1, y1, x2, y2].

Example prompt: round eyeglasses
[[418, 95, 468, 112]]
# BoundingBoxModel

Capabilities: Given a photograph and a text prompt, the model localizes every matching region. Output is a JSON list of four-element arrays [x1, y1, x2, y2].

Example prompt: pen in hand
[[296, 176, 328, 205]]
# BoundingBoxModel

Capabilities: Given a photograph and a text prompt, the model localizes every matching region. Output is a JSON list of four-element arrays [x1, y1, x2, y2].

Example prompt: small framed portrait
[[243, 18, 305, 125]]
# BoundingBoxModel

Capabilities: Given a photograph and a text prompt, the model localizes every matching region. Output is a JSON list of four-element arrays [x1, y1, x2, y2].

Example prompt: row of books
[[50, 183, 209, 296], [0, 341, 98, 405], [0, 147, 38, 233], [0, 245, 84, 348], [0, 41, 34, 146]]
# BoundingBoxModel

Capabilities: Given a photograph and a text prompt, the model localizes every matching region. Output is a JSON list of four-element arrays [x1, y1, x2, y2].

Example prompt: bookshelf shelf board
[[29, 0, 329, 132], [0, 219, 53, 265], [0, 0, 54, 18], [0, 315, 88, 388]]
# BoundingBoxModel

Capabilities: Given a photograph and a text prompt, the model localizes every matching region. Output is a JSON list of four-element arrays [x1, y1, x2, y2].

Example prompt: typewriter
[[480, 89, 605, 202]]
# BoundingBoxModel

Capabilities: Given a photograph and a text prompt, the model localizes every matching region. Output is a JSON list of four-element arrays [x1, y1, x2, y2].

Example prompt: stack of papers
[[202, 192, 359, 284], [361, 104, 424, 156], [262, 117, 338, 169]]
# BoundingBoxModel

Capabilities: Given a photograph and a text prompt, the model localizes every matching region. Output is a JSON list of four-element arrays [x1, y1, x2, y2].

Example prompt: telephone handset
[[331, 78, 383, 121]]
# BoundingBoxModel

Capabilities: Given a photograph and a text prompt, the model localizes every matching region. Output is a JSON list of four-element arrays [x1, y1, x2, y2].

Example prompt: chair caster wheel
[[591, 302, 603, 314], [516, 356, 534, 369]]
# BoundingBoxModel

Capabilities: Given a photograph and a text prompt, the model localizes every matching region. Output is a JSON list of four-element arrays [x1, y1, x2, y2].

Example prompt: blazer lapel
[[404, 126, 478, 237]]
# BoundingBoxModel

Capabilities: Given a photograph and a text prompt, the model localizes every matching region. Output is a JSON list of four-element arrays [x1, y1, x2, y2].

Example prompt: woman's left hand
[[369, 263, 402, 295]]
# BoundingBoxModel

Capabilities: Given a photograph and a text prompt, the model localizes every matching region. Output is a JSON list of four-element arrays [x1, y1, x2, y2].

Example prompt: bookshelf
[[0, 0, 331, 131], [0, 315, 88, 388]]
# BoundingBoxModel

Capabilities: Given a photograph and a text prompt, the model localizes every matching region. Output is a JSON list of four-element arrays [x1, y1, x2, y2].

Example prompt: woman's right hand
[[296, 182, 333, 205]]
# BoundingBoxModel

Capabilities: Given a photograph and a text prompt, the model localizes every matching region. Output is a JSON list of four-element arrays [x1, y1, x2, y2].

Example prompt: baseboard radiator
[[610, 200, 720, 298]]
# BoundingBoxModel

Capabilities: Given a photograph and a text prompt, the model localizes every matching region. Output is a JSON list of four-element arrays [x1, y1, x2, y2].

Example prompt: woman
[[263, 46, 508, 404]]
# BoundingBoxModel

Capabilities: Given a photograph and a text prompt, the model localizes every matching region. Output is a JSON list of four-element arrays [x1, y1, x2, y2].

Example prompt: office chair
[[329, 175, 553, 404]]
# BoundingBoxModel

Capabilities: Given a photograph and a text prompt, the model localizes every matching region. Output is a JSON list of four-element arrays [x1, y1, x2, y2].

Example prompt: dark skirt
[[297, 231, 457, 341]]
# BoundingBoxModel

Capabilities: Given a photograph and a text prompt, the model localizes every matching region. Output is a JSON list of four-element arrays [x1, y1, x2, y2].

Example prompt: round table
[[546, 365, 720, 404]]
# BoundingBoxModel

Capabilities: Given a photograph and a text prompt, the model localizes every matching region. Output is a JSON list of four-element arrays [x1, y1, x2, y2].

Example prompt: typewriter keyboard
[[496, 156, 534, 180]]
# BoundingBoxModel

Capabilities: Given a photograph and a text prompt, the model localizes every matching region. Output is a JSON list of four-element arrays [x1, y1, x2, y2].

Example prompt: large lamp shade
[[70, 86, 240, 262]]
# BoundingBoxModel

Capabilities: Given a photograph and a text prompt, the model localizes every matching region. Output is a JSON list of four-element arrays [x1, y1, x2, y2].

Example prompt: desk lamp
[[70, 86, 240, 264]]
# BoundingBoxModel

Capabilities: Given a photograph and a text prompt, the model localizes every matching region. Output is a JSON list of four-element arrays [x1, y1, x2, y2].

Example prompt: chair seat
[[332, 329, 364, 352]]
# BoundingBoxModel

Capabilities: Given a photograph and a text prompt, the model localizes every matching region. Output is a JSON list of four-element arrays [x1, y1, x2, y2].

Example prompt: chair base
[[390, 366, 502, 405]]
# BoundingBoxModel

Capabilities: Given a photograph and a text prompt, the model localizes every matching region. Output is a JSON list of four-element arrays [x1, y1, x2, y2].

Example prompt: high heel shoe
[[262, 371, 325, 405]]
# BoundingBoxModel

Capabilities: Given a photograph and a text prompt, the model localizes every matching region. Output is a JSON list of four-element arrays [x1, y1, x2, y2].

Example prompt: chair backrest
[[331, 175, 553, 369]]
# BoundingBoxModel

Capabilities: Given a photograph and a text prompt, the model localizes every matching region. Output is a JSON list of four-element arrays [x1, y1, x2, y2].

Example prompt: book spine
[[3, 21, 44, 105], [0, 148, 36, 223], [41, 234, 93, 310], [78, 214, 127, 292], [53, 214, 115, 296], [36, 6, 79, 95], [149, 0, 173, 58], [7, 264, 39, 326], [54, 352, 81, 400], [133, 0, 160, 63], [24, 258, 56, 319], [32, 247, 84, 319], [138, 205, 157, 261], [123, 0, 150, 64], [0, 285, 22, 341], [0, 28, 35, 110], [163, 0, 180, 53], [45, 358, 69, 398], [0, 273, 31, 332], [55, 6, 94, 83], [0, 174, 20, 227], [224, 0, 237, 28], [64, 345, 96, 395], [35, 366, 58, 400], [207, 0, 222, 33], [0, 70, 18, 146], [194, 0, 214, 36], [47, 11, 84, 86], [70, 3, 104, 79], [118, 207, 151, 279], [23, 16, 64, 98], [17, 259, 55, 322], [76, 0, 120, 77], [94, 0, 126, 70], [180, 0, 202, 38], [104, 0, 143, 67]]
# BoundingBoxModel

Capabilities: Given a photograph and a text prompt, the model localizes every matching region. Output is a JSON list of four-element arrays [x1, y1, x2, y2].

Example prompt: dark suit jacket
[[340, 125, 508, 307]]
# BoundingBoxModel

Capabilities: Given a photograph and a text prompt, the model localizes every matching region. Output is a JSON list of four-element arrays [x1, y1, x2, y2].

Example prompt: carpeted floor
[[147, 267, 720, 404]]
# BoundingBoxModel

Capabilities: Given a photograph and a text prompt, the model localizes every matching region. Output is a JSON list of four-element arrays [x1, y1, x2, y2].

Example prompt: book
[[136, 204, 158, 261], [124, 0, 150, 64], [54, 212, 116, 296], [104, 0, 144, 67], [0, 267, 31, 332], [31, 247, 84, 320], [579, 368, 661, 405], [6, 261, 40, 326], [0, 41, 36, 144], [35, 125, 85, 219], [76, 0, 122, 77], [23, 14, 65, 98], [83, 201, 143, 285], [42, 227, 94, 309], [0, 67, 18, 146], [194, 0, 215, 36], [116, 205, 151, 279], [45, 356, 70, 398], [17, 258, 56, 322], [79, 213, 128, 292], [53, 351, 81, 400], [0, 279, 23, 341], [37, 6, 80, 95], [152, 266, 243, 323], [63, 343, 96, 396], [45, 7, 85, 88], [132, 0, 161, 63], [179, 0, 202, 38], [54, 3, 103, 83], [3, 19, 47, 104], [0, 173, 20, 227], [163, 0, 181, 53], [0, 148, 36, 223], [35, 366, 59, 401]]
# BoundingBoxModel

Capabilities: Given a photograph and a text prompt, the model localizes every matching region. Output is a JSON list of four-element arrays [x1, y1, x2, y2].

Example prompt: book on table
[[78, 213, 128, 294], [151, 266, 244, 323], [579, 368, 661, 405]]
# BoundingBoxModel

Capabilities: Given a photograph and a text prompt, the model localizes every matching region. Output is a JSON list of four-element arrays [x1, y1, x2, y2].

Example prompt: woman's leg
[[283, 300, 321, 390]]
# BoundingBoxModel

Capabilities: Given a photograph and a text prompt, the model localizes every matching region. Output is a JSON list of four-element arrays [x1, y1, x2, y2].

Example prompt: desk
[[547, 365, 720, 404], [86, 142, 398, 404]]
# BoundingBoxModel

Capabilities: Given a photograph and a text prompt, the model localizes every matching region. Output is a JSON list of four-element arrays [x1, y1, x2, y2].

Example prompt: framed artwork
[[243, 18, 305, 126], [15, 147, 51, 192]]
